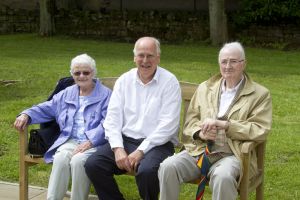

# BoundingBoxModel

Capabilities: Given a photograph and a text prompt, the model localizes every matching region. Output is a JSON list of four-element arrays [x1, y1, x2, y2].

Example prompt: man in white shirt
[[85, 36, 182, 200]]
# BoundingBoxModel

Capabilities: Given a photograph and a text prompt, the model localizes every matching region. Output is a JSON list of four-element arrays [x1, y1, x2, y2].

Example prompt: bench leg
[[240, 188, 249, 200], [256, 182, 264, 200], [19, 159, 29, 200], [19, 129, 29, 200]]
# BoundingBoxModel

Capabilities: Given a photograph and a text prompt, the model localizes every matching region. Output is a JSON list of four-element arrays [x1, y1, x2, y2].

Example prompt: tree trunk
[[208, 0, 228, 46], [39, 0, 55, 36]]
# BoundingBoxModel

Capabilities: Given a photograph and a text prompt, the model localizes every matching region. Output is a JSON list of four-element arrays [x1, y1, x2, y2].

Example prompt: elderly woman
[[14, 53, 111, 200], [158, 42, 272, 200]]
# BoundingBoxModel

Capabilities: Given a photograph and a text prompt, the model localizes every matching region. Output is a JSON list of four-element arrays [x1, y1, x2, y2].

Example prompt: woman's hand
[[73, 140, 93, 155], [14, 114, 29, 131]]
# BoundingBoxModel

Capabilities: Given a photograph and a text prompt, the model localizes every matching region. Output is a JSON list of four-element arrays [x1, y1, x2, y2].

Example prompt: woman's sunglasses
[[72, 71, 91, 76]]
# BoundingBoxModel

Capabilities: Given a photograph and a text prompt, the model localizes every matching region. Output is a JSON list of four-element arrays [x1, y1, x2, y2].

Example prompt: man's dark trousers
[[85, 136, 174, 200]]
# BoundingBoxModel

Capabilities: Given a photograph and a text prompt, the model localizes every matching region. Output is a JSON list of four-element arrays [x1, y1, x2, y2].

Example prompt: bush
[[231, 0, 300, 27]]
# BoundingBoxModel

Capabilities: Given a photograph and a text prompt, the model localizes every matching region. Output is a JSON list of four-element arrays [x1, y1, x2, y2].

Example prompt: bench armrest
[[241, 140, 265, 154], [240, 140, 266, 198], [19, 127, 29, 159]]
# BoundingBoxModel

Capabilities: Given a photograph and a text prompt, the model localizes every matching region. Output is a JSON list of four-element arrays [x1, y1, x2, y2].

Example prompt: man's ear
[[157, 55, 161, 64]]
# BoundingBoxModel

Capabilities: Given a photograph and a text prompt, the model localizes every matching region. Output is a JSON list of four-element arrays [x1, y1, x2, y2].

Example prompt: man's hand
[[199, 118, 229, 141], [201, 118, 229, 133], [14, 114, 29, 131], [73, 140, 93, 155], [113, 147, 132, 172], [199, 128, 217, 141], [128, 150, 144, 172]]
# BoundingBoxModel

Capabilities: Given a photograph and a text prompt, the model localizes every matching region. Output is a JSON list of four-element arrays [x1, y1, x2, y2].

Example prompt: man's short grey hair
[[218, 42, 245, 63], [70, 53, 97, 77], [133, 37, 161, 56]]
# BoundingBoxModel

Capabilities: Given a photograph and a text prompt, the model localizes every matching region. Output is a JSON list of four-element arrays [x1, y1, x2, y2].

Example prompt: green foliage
[[0, 34, 300, 199], [232, 0, 300, 26]]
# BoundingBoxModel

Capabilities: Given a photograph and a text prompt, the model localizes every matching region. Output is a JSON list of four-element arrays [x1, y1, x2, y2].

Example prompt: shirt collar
[[221, 75, 244, 93], [135, 66, 160, 85]]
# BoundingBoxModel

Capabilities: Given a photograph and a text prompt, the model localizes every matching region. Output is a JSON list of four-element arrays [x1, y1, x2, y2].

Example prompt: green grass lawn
[[0, 34, 299, 199]]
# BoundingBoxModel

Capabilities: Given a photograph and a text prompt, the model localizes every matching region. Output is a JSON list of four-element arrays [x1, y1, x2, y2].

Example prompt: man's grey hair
[[133, 37, 161, 56], [218, 42, 245, 63], [70, 53, 97, 77]]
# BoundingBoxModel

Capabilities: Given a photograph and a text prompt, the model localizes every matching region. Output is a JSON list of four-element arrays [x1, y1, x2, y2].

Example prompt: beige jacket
[[182, 73, 272, 185]]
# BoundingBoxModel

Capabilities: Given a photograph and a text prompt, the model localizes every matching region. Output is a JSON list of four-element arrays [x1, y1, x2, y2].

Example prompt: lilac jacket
[[22, 79, 111, 163]]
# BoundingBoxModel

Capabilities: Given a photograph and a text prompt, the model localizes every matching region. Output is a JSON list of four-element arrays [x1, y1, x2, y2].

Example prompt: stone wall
[[233, 24, 300, 49], [0, 6, 39, 34], [0, 5, 299, 47], [0, 0, 208, 11], [241, 25, 300, 43], [54, 10, 209, 42]]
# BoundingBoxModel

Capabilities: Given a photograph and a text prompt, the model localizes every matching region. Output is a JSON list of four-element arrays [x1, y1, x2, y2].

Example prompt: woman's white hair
[[218, 42, 245, 63], [70, 53, 97, 77]]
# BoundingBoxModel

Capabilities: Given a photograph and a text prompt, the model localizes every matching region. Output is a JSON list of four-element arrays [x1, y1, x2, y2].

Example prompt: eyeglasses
[[72, 71, 92, 76], [220, 59, 244, 67], [135, 53, 156, 60]]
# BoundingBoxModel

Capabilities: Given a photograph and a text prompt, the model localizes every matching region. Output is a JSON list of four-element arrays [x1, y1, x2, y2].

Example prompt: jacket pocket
[[87, 110, 100, 129]]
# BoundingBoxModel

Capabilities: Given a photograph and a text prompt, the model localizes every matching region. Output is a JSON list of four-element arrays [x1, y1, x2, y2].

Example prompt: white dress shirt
[[218, 76, 244, 118], [104, 66, 182, 153]]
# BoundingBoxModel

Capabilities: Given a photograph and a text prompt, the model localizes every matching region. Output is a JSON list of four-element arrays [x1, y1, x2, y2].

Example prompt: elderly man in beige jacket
[[158, 42, 272, 200]]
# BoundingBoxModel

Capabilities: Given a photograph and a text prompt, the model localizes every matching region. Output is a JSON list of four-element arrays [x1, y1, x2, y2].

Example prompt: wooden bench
[[19, 77, 266, 200]]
